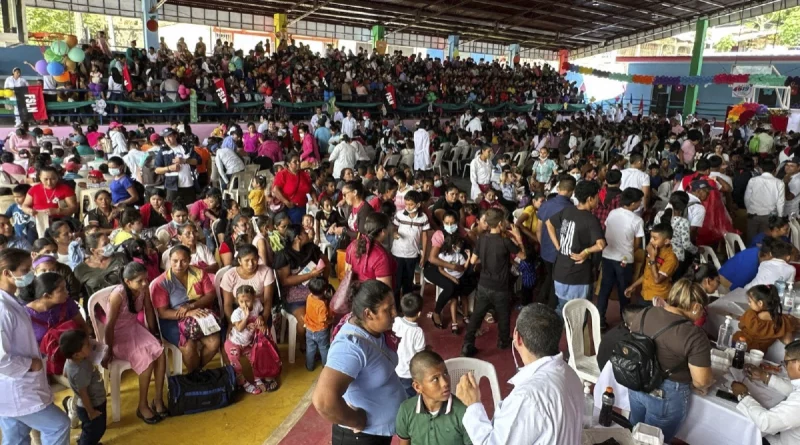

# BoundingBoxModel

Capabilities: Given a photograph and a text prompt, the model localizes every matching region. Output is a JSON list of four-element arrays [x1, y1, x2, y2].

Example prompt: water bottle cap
[[605, 387, 613, 393]]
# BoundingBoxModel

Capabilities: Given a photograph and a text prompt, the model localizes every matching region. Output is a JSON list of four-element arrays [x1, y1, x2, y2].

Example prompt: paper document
[[193, 313, 221, 336], [299, 261, 318, 285]]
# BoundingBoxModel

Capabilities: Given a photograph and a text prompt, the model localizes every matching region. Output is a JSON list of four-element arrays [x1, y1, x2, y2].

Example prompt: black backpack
[[610, 307, 689, 393], [168, 366, 236, 416]]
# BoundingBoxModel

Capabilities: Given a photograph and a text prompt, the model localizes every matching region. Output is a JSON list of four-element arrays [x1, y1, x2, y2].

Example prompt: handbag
[[329, 266, 354, 316], [167, 365, 236, 416], [249, 331, 282, 379], [31, 304, 79, 376]]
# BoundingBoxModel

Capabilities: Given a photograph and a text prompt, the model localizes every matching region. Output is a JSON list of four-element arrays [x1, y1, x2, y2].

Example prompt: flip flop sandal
[[244, 382, 263, 394]]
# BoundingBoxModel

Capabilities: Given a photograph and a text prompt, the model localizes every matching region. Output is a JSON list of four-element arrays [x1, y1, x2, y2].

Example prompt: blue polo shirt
[[537, 195, 574, 264], [719, 247, 760, 290], [748, 233, 790, 249], [326, 321, 406, 437]]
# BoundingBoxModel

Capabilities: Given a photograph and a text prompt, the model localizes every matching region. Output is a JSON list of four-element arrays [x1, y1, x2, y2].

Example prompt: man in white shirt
[[687, 179, 711, 242], [733, 340, 800, 445], [4, 68, 28, 127], [620, 153, 650, 215], [154, 129, 199, 203], [457, 304, 583, 445], [309, 107, 323, 132], [458, 110, 472, 130], [466, 110, 483, 136], [215, 134, 246, 189], [783, 158, 800, 216], [745, 158, 785, 243], [340, 110, 357, 138], [108, 122, 128, 157], [622, 131, 641, 155], [327, 135, 357, 179], [413, 121, 431, 171], [597, 188, 644, 328], [745, 241, 795, 289]]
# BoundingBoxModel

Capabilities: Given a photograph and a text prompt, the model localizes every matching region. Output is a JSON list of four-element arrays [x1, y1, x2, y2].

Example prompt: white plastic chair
[[148, 281, 183, 377], [513, 150, 528, 170], [280, 309, 299, 364], [698, 245, 722, 270], [723, 232, 746, 259], [562, 299, 601, 384], [384, 153, 401, 168], [431, 150, 445, 176], [442, 145, 462, 176], [512, 208, 524, 225], [445, 357, 502, 408], [87, 286, 132, 423]]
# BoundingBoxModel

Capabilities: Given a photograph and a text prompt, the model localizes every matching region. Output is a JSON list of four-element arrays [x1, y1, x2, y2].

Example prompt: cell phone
[[715, 390, 738, 403]]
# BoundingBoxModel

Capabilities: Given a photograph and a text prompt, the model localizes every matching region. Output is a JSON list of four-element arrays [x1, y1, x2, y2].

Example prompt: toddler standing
[[303, 277, 334, 371], [60, 330, 107, 445], [392, 293, 426, 398], [248, 175, 267, 216]]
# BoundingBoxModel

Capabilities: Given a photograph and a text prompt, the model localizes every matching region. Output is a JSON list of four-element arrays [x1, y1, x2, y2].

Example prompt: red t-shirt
[[346, 239, 396, 287], [273, 169, 311, 207], [368, 196, 382, 212], [27, 183, 76, 211]]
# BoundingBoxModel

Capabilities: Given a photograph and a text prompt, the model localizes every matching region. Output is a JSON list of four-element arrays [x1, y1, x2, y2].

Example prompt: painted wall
[[0, 45, 47, 77], [625, 60, 800, 120]]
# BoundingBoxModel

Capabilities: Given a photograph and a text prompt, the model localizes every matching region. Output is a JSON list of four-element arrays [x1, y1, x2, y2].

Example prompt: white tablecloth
[[583, 427, 636, 445], [593, 362, 765, 445], [705, 288, 797, 363]]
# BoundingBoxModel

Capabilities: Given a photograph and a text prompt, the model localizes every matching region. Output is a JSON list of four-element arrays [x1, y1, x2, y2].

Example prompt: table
[[705, 288, 799, 363], [593, 362, 772, 445], [583, 427, 636, 445]]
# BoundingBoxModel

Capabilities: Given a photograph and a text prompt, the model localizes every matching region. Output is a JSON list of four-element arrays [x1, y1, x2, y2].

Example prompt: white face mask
[[109, 168, 121, 176], [444, 224, 458, 234], [433, 180, 442, 187], [571, 173, 581, 181]]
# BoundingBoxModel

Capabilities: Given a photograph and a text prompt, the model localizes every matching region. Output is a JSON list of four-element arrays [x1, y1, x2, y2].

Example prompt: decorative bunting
[[564, 62, 788, 87]]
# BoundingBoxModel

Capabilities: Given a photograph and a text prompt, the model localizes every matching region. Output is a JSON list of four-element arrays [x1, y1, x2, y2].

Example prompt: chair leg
[[288, 317, 298, 364], [111, 367, 122, 422], [172, 349, 182, 376], [280, 313, 287, 343]]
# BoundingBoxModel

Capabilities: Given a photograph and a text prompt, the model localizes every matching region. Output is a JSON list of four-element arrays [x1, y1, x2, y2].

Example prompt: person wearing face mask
[[391, 190, 431, 307], [75, 233, 126, 296], [455, 303, 583, 444], [29, 239, 82, 304], [532, 147, 559, 187], [108, 156, 141, 208], [0, 249, 71, 445]]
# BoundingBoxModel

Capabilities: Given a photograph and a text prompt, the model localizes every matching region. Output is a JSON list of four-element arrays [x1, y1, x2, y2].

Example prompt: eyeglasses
[[782, 358, 798, 367]]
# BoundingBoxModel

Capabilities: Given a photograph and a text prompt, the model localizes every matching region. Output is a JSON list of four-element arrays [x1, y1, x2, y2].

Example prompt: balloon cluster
[[726, 102, 769, 124], [35, 35, 85, 82]]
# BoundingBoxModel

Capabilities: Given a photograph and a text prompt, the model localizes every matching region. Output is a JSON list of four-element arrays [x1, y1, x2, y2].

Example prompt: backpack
[[609, 307, 690, 393], [32, 304, 82, 376], [249, 331, 282, 379], [167, 365, 236, 416]]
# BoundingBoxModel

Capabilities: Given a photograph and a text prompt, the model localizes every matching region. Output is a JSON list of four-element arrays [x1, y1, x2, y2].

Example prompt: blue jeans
[[596, 258, 633, 323], [0, 403, 70, 445], [554, 281, 591, 318], [286, 206, 305, 225], [629, 379, 691, 443], [306, 329, 330, 371]]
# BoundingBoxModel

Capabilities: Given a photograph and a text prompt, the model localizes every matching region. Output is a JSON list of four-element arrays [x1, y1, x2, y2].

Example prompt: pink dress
[[105, 285, 164, 374]]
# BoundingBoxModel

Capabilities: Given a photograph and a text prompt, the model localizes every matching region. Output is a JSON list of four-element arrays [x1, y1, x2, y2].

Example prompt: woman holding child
[[313, 280, 406, 445]]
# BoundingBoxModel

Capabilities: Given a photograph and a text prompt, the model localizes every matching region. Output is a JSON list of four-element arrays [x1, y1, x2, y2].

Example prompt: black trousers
[[424, 264, 478, 314], [76, 401, 107, 445], [463, 285, 511, 347], [331, 424, 392, 445], [395, 256, 419, 307], [537, 260, 557, 309]]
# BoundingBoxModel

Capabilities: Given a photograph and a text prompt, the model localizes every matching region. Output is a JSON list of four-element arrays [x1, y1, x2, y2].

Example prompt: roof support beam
[[287, 0, 335, 26]]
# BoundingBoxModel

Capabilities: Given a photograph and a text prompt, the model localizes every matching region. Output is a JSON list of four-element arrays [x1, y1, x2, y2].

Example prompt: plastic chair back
[[214, 266, 233, 316], [562, 299, 601, 383], [699, 245, 722, 270], [87, 286, 117, 343], [723, 232, 746, 260], [445, 357, 502, 408]]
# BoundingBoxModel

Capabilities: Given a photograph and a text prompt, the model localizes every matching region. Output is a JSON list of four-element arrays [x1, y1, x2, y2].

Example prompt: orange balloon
[[54, 72, 71, 82], [65, 35, 78, 48]]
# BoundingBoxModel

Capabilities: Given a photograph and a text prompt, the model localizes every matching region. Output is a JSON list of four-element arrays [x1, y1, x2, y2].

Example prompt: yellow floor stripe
[[48, 344, 320, 445]]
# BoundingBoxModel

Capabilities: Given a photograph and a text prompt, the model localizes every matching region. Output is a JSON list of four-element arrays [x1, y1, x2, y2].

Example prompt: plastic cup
[[749, 350, 764, 367]]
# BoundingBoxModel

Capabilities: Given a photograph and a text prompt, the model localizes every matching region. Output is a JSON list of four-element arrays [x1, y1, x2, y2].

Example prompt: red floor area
[[278, 290, 621, 445]]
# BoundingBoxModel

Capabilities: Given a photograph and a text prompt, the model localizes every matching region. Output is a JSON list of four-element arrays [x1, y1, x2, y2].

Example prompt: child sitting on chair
[[224, 285, 278, 394]]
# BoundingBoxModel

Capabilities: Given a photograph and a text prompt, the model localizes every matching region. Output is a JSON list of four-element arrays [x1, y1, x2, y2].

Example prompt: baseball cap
[[108, 121, 122, 129], [88, 170, 104, 180], [149, 133, 160, 143], [64, 161, 80, 172], [690, 179, 712, 191], [42, 128, 53, 136], [787, 157, 800, 165], [161, 128, 177, 137]]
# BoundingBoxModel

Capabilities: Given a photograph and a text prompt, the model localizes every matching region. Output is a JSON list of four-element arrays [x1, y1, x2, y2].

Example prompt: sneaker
[[61, 396, 79, 429], [461, 344, 478, 357]]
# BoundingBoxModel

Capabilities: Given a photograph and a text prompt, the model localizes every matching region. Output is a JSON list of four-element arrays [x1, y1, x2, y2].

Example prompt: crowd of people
[[1, 39, 800, 445]]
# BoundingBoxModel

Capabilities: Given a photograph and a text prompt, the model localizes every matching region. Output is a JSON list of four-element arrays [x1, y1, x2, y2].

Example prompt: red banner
[[385, 84, 397, 110], [214, 78, 229, 109], [15, 85, 47, 121], [122, 65, 133, 92]]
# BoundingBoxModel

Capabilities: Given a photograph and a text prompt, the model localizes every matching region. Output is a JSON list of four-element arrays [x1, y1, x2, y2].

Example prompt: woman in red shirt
[[22, 166, 78, 220], [345, 212, 396, 290], [272, 154, 311, 225]]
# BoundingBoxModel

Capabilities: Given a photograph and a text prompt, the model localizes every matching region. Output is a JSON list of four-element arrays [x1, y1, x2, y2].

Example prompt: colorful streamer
[[564, 62, 788, 87]]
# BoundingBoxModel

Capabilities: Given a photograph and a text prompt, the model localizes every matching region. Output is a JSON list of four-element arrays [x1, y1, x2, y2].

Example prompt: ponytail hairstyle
[[662, 190, 689, 222], [33, 272, 66, 301], [350, 279, 392, 324], [120, 262, 148, 315], [665, 278, 709, 312], [356, 212, 389, 259], [683, 261, 719, 283], [747, 284, 783, 332]]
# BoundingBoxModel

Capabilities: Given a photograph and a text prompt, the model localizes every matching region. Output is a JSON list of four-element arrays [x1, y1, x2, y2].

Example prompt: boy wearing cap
[[395, 351, 471, 445]]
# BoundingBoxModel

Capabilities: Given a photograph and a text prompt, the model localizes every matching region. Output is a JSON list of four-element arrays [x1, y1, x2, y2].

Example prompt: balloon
[[65, 35, 78, 48], [67, 47, 85, 63], [65, 59, 77, 72], [46, 61, 64, 76], [146, 19, 158, 32], [0, 89, 11, 98], [50, 40, 68, 56], [34, 60, 48, 76], [44, 48, 59, 62], [54, 72, 71, 83]]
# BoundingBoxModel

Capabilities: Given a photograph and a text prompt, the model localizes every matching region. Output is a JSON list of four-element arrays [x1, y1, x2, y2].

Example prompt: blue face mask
[[13, 271, 34, 288]]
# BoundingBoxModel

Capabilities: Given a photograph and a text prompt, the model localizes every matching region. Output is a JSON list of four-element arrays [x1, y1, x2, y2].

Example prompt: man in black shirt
[[462, 208, 523, 357], [546, 180, 606, 316]]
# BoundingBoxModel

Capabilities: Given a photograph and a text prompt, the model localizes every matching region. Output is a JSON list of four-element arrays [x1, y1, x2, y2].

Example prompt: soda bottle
[[583, 382, 594, 428], [599, 387, 615, 427], [732, 335, 747, 370]]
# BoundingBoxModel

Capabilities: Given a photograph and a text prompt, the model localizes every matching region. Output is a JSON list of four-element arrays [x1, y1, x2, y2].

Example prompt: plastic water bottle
[[732, 335, 747, 370], [583, 382, 594, 428], [599, 387, 615, 427], [783, 283, 795, 316], [776, 281, 787, 301], [717, 315, 734, 349]]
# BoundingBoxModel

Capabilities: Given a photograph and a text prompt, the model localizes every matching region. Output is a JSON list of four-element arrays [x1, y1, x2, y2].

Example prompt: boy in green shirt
[[395, 351, 472, 445]]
